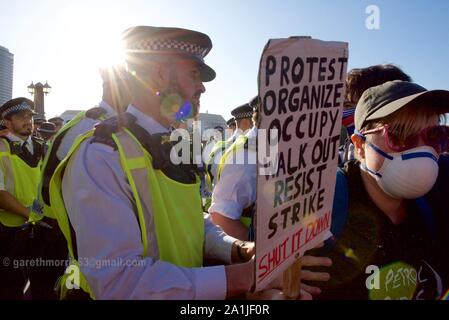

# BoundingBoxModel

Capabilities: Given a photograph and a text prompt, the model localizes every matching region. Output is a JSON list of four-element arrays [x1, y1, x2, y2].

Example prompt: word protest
[[255, 36, 348, 291]]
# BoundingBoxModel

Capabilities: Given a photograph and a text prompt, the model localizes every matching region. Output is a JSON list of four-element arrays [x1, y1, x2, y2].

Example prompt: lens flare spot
[[175, 101, 193, 122], [160, 93, 194, 123], [343, 247, 359, 262]]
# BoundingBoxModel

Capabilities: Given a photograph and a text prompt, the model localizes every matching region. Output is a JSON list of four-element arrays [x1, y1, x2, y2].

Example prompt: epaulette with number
[[90, 116, 120, 150], [5, 138, 21, 155], [32, 135, 44, 144], [92, 113, 198, 184]]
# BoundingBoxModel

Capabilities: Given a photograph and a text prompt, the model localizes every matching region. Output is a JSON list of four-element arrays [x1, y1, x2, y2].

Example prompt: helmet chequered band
[[127, 39, 209, 59], [2, 102, 32, 118], [234, 111, 253, 120]]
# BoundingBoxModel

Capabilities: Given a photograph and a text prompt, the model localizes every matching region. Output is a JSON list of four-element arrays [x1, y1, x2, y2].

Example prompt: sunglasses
[[361, 124, 449, 153]]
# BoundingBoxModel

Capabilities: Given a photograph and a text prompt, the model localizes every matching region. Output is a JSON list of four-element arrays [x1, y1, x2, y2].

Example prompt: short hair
[[356, 105, 444, 161], [363, 104, 445, 141], [346, 64, 412, 106]]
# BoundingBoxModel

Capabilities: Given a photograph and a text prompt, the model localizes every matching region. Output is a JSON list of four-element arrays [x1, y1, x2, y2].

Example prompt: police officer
[[226, 117, 236, 134], [206, 103, 253, 189], [49, 26, 262, 300], [0, 97, 44, 299], [231, 103, 253, 134], [47, 117, 64, 133], [32, 114, 45, 138], [37, 122, 56, 150], [209, 98, 258, 241]]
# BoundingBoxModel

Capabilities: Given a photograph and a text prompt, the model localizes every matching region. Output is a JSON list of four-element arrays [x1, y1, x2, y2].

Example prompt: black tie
[[21, 141, 32, 158]]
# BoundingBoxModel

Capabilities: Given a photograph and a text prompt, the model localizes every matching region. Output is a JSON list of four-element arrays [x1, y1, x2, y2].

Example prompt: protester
[[309, 80, 449, 300]]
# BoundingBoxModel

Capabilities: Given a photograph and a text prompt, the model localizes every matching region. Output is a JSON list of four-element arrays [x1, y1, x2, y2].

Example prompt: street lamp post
[[28, 81, 51, 119]]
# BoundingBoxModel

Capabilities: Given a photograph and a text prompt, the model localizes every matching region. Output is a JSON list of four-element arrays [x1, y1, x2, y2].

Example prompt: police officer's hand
[[22, 204, 52, 233], [28, 208, 42, 224]]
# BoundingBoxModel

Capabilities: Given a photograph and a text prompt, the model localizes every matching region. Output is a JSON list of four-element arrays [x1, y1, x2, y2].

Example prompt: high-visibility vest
[[206, 140, 228, 169], [0, 138, 41, 227], [38, 108, 108, 219], [202, 139, 233, 211], [49, 127, 204, 299], [216, 135, 256, 228]]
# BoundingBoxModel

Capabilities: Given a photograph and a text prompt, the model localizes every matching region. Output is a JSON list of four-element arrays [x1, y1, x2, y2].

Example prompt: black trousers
[[0, 224, 27, 300], [27, 217, 69, 300]]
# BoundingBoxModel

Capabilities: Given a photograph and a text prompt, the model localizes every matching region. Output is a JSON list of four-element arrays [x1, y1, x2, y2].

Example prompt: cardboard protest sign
[[255, 37, 348, 291]]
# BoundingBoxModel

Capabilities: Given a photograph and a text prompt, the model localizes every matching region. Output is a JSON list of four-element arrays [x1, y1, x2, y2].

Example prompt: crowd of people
[[0, 24, 448, 300]]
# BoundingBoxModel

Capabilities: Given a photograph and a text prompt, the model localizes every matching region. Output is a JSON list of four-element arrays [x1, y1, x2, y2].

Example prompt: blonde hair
[[364, 103, 445, 141]]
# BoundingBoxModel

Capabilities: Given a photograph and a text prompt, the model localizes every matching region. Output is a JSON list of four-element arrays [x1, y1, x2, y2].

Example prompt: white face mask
[[361, 144, 439, 199]]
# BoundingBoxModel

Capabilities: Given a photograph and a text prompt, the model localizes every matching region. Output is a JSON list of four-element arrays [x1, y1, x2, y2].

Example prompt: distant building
[[197, 112, 227, 132], [59, 110, 83, 123], [189, 112, 228, 144], [0, 46, 14, 106]]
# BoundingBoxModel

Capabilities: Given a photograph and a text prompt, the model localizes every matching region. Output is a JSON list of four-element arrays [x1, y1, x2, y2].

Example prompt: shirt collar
[[126, 104, 169, 135], [6, 133, 31, 145], [6, 133, 33, 154], [232, 130, 241, 139], [99, 100, 118, 117], [227, 130, 241, 142], [245, 126, 257, 138]]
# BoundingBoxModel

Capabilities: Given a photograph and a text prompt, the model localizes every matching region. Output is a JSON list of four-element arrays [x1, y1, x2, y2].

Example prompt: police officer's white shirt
[[62, 104, 235, 299], [56, 100, 116, 161], [0, 133, 34, 191], [208, 127, 257, 220]]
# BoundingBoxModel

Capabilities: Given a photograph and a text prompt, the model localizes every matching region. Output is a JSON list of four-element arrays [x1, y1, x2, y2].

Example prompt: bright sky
[[1, 0, 448, 119]]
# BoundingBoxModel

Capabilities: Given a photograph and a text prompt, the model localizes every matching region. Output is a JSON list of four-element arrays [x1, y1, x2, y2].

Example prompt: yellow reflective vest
[[0, 138, 41, 227], [216, 135, 256, 228], [38, 109, 108, 219]]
